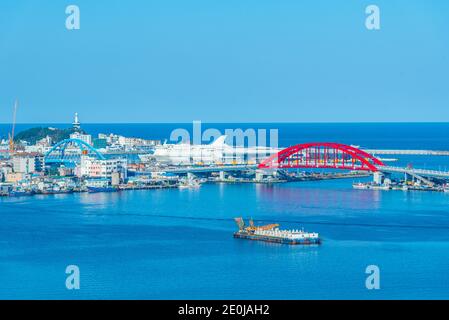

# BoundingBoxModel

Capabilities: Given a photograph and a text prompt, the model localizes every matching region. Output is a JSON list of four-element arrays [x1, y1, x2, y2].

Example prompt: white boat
[[352, 182, 390, 190], [178, 180, 201, 189], [352, 182, 370, 190]]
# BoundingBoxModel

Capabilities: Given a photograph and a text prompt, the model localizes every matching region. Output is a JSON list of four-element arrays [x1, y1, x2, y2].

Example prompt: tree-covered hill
[[14, 127, 86, 145]]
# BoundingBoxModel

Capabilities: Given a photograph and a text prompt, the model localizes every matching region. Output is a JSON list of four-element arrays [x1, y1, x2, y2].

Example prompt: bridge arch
[[258, 142, 385, 172], [45, 138, 105, 164]]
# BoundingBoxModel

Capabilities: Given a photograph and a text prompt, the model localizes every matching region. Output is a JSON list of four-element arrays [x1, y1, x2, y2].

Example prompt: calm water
[[1, 123, 449, 299]]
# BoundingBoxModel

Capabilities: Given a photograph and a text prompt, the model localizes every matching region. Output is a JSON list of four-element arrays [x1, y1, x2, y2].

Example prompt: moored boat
[[9, 190, 33, 197], [87, 186, 118, 193]]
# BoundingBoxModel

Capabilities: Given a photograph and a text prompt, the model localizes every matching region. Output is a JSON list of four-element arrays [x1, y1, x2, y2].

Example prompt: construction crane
[[8, 99, 18, 155], [234, 217, 279, 232]]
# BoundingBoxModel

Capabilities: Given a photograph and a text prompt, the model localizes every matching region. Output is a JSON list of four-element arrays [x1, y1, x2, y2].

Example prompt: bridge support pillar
[[187, 172, 196, 181], [219, 171, 226, 180], [404, 172, 412, 183], [255, 170, 265, 181], [373, 171, 384, 184]]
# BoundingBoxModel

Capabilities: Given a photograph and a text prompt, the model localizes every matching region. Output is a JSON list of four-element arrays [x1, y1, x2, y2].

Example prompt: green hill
[[14, 127, 86, 145]]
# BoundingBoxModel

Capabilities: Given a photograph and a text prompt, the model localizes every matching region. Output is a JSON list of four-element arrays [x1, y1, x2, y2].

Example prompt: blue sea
[[1, 123, 449, 299]]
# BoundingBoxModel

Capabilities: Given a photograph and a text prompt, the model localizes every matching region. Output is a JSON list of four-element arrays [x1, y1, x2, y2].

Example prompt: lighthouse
[[73, 112, 81, 130]]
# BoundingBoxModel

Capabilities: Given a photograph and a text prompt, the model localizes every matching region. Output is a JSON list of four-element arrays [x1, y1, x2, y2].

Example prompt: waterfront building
[[11, 153, 44, 173], [5, 172, 27, 183], [0, 183, 13, 196], [12, 155, 36, 174], [79, 156, 127, 180], [0, 161, 12, 182], [84, 178, 110, 188]]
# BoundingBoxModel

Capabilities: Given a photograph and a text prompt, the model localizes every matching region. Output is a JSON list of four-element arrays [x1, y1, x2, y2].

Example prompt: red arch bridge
[[255, 142, 449, 184], [258, 142, 385, 172]]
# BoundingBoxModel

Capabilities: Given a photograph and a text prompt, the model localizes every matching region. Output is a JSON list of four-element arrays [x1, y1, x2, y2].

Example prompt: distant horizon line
[[2, 121, 449, 125]]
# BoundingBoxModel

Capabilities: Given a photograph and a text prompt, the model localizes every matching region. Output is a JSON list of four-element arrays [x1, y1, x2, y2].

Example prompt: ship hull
[[87, 187, 118, 193], [233, 232, 321, 245], [9, 191, 33, 197]]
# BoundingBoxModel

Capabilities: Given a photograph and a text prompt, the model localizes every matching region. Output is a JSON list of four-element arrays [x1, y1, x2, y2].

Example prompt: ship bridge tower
[[73, 112, 81, 130]]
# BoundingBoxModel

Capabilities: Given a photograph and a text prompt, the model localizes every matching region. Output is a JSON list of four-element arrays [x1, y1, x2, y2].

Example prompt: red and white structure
[[258, 142, 385, 172]]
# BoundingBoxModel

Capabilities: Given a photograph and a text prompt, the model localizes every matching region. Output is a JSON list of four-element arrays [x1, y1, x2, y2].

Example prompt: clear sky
[[0, 0, 448, 123]]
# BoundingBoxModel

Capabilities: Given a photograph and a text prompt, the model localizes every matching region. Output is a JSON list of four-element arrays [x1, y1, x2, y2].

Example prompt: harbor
[[3, 113, 449, 199]]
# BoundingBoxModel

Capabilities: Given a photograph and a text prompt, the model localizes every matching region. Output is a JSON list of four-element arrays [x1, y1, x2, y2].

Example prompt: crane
[[8, 99, 18, 155], [234, 217, 279, 232]]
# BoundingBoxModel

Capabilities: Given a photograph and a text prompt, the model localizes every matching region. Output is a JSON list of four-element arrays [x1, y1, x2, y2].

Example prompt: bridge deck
[[364, 149, 449, 156], [379, 166, 449, 178]]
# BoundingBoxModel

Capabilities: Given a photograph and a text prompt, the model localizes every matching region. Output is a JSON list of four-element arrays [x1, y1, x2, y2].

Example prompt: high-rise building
[[12, 155, 36, 174], [78, 156, 127, 180]]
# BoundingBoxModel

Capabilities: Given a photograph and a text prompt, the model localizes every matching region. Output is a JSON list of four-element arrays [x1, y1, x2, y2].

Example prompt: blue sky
[[0, 0, 448, 123]]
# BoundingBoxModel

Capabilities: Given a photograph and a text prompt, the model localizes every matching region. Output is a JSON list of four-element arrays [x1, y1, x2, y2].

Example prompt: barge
[[233, 217, 321, 245]]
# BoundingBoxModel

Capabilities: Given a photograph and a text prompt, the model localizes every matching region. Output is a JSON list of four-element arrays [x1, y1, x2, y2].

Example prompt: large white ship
[[139, 135, 279, 165]]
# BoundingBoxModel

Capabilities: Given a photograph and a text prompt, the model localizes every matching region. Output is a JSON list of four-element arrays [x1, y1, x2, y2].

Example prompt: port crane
[[8, 99, 18, 155]]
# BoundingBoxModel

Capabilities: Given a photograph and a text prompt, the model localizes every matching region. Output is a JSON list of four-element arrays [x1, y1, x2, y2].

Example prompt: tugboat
[[233, 217, 321, 245]]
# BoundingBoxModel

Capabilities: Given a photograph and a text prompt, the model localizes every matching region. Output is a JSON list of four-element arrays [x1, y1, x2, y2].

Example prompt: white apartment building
[[70, 132, 92, 146], [79, 156, 127, 180], [12, 156, 36, 174]]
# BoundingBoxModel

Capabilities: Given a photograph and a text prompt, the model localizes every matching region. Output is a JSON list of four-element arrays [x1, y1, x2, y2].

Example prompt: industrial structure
[[233, 217, 321, 245]]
